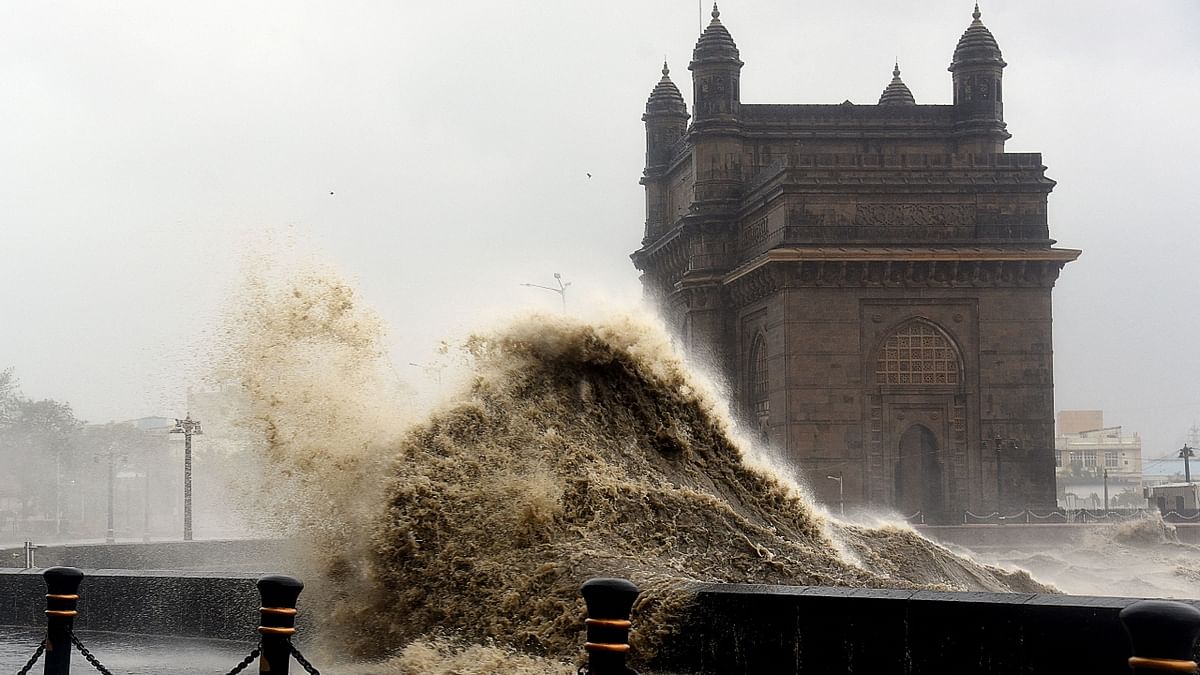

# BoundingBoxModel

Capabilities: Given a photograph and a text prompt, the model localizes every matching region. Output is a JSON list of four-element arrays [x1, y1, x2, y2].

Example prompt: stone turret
[[689, 4, 742, 126], [643, 62, 689, 170], [949, 3, 1010, 153], [641, 62, 689, 241], [878, 62, 916, 106], [687, 4, 744, 207]]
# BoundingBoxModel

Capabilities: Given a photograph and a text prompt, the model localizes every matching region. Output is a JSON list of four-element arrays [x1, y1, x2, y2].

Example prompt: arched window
[[749, 334, 769, 423], [875, 320, 961, 386]]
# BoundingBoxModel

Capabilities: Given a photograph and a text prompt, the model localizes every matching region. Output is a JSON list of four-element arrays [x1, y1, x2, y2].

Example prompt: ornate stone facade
[[631, 4, 1079, 522]]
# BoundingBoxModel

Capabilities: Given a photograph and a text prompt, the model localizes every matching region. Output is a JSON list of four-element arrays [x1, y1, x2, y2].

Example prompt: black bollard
[[257, 575, 303, 675], [43, 567, 84, 675], [1120, 599, 1200, 673], [581, 577, 640, 675]]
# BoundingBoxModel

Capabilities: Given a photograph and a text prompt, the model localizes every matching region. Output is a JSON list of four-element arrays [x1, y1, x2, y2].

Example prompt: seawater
[[0, 628, 251, 675], [209, 266, 1058, 672]]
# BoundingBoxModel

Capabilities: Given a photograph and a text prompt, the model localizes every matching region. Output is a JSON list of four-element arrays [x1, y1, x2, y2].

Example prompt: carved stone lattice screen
[[875, 322, 960, 385]]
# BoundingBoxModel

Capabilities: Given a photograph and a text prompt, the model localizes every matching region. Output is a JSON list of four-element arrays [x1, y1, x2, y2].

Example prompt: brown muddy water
[[208, 267, 1168, 673]]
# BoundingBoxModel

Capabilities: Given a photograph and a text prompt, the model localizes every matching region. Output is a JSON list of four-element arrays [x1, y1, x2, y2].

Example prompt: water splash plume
[[219, 267, 1047, 670]]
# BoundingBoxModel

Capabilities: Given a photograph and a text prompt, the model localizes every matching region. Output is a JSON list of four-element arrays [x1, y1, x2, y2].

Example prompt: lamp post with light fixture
[[169, 413, 202, 541], [826, 473, 844, 517], [521, 272, 571, 313]]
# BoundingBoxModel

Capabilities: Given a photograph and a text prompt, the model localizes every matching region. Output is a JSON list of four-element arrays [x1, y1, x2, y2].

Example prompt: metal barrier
[[12, 568, 322, 675], [957, 508, 1195, 526], [15, 569, 1200, 673], [22, 541, 37, 570]]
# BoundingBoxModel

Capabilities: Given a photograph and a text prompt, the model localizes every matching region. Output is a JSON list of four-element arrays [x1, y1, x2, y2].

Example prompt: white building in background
[[1054, 410, 1143, 509], [1144, 483, 1200, 514]]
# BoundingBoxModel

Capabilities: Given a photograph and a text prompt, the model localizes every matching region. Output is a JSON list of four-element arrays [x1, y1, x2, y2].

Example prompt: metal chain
[[223, 646, 261, 675], [69, 632, 115, 675], [288, 643, 321, 675], [15, 640, 46, 675]]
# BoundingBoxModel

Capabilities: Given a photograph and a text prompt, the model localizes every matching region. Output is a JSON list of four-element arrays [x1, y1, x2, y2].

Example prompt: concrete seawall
[[666, 584, 1200, 674], [0, 569, 264, 641]]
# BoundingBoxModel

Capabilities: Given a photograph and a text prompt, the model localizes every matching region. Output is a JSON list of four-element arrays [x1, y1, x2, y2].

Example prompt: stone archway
[[894, 424, 944, 517]]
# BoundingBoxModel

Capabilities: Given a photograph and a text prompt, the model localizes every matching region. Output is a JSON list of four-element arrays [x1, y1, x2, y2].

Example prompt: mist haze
[[2, 0, 1198, 459]]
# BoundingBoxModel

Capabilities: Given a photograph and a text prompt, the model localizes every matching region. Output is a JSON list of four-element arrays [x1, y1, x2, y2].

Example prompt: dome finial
[[712, 3, 720, 20], [662, 60, 670, 77], [893, 59, 900, 78], [973, 3, 981, 21]]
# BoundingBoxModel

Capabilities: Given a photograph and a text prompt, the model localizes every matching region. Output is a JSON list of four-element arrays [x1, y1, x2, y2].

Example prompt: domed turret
[[692, 3, 740, 62], [878, 62, 916, 106], [950, 3, 1005, 71], [948, 3, 1009, 153], [689, 4, 743, 124], [643, 62, 690, 169], [645, 62, 688, 117]]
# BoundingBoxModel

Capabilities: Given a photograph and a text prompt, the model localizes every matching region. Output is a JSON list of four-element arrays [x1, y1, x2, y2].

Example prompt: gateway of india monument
[[631, 4, 1080, 523]]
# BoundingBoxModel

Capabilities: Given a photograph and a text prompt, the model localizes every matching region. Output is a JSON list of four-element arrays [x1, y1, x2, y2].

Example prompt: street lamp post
[[94, 443, 125, 544], [106, 448, 116, 544], [1180, 445, 1195, 485], [170, 413, 202, 541], [521, 272, 572, 313], [826, 474, 844, 517], [143, 462, 152, 543], [54, 451, 62, 538], [408, 362, 445, 386]]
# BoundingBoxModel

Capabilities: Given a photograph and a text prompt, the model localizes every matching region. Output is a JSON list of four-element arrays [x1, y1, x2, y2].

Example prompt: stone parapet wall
[[0, 569, 264, 640], [665, 583, 1200, 674]]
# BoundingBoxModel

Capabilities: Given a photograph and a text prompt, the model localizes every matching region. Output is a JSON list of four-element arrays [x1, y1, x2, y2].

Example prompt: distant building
[[1056, 410, 1103, 435], [632, 5, 1079, 522], [1054, 411, 1142, 509], [1144, 483, 1200, 514]]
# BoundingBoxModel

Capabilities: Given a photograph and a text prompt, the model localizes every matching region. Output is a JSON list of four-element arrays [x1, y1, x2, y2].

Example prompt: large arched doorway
[[894, 424, 944, 517]]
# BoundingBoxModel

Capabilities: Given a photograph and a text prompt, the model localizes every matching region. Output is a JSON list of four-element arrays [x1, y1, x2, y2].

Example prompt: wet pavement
[[0, 626, 253, 675]]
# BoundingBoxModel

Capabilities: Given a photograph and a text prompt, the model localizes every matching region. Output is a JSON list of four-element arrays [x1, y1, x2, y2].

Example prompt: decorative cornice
[[724, 247, 1080, 303], [631, 230, 690, 285]]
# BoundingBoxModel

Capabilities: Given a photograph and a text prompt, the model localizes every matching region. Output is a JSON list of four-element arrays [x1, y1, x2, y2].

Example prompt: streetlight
[[521, 272, 571, 313], [1179, 444, 1195, 484], [169, 413, 202, 541], [408, 362, 445, 386], [93, 443, 126, 545], [826, 474, 844, 517]]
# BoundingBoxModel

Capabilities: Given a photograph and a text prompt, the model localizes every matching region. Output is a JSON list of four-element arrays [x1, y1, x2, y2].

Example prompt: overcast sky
[[2, 1, 1198, 459]]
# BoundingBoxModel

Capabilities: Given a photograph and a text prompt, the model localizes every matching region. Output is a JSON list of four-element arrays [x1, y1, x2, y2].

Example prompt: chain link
[[288, 643, 321, 675], [69, 632, 114, 675], [15, 640, 46, 675], [222, 646, 261, 675]]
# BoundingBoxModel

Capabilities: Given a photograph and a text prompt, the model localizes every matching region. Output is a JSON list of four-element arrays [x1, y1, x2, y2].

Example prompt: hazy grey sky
[[2, 1, 1198, 458]]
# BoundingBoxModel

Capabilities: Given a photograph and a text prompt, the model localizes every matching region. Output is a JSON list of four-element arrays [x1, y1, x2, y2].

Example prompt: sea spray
[[957, 514, 1200, 599], [217, 268, 1048, 670], [210, 264, 412, 608], [350, 313, 1045, 664]]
